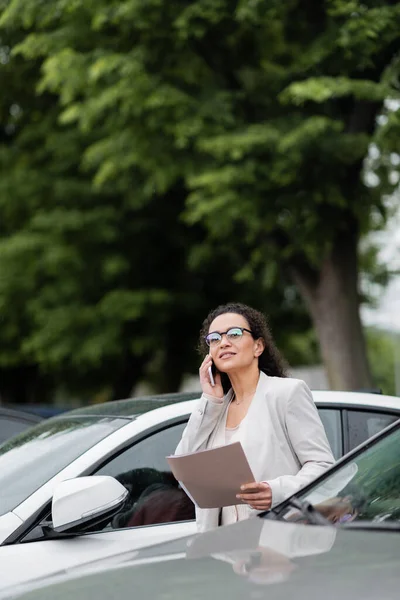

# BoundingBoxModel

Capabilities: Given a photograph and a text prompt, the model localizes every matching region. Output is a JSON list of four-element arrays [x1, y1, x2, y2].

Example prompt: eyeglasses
[[205, 327, 253, 347]]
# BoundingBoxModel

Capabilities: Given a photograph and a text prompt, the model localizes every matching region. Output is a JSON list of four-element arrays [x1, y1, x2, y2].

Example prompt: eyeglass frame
[[205, 327, 254, 347]]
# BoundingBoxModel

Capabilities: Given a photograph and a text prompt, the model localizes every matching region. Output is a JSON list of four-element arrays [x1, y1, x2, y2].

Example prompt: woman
[[175, 302, 334, 531]]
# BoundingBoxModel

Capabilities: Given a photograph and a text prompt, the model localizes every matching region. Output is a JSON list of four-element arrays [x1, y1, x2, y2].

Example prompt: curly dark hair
[[199, 302, 287, 393]]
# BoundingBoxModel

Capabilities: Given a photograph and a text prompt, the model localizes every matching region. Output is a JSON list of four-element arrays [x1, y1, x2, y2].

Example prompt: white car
[[0, 389, 399, 592], [7, 417, 400, 600]]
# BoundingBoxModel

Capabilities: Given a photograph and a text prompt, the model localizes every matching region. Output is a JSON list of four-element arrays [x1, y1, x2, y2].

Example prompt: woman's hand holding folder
[[236, 482, 272, 511]]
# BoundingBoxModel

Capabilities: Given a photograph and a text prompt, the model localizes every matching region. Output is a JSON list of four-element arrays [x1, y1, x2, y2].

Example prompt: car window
[[317, 409, 342, 459], [347, 410, 399, 451], [94, 421, 195, 530], [280, 422, 400, 525], [0, 416, 127, 516]]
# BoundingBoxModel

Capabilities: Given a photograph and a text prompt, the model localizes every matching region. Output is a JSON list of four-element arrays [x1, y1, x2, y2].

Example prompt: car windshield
[[0, 416, 128, 516], [278, 420, 400, 526]]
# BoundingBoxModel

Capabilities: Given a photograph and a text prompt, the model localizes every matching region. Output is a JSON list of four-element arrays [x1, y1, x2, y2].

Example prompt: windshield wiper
[[268, 496, 331, 526]]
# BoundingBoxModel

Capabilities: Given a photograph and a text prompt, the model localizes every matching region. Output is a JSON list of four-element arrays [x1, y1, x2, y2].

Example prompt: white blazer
[[175, 372, 334, 532]]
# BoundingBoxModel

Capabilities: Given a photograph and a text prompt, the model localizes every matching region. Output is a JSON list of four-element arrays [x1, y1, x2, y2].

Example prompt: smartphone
[[208, 361, 217, 387], [208, 365, 215, 386]]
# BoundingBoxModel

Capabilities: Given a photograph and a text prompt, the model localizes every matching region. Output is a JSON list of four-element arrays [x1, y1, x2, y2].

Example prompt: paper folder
[[166, 442, 255, 509]]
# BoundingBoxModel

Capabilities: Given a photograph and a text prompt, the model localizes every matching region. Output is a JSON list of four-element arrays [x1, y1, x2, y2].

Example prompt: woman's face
[[208, 312, 264, 374]]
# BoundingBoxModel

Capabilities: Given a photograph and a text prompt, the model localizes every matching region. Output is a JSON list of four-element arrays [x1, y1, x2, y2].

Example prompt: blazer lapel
[[241, 372, 270, 481]]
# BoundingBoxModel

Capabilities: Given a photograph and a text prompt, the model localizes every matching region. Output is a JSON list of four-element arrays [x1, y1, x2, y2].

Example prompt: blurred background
[[0, 0, 399, 412]]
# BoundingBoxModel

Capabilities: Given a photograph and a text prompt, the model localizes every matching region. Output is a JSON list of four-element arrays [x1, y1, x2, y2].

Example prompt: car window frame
[[342, 407, 400, 454], [268, 416, 400, 520], [91, 417, 190, 477], [316, 407, 344, 458], [313, 402, 400, 455], [89, 418, 195, 532]]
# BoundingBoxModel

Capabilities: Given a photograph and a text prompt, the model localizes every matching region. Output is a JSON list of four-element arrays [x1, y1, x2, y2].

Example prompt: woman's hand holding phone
[[199, 355, 224, 399]]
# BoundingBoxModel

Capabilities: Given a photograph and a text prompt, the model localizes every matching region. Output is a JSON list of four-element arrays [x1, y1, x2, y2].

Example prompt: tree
[[0, 11, 314, 402], [366, 328, 397, 396], [1, 0, 399, 392]]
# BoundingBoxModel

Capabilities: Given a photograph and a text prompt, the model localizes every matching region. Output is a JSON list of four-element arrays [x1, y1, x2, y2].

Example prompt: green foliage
[[280, 77, 392, 105], [366, 328, 396, 396], [0, 0, 399, 400]]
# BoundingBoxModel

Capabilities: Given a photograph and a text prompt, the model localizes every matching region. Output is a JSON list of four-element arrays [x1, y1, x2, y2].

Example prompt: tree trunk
[[290, 228, 372, 391]]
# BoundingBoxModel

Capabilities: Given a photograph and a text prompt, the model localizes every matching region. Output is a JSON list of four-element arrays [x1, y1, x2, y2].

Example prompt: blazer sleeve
[[175, 393, 226, 455], [266, 380, 335, 507]]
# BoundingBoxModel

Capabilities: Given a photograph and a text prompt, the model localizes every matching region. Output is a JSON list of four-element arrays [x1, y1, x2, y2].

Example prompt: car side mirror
[[51, 476, 128, 533]]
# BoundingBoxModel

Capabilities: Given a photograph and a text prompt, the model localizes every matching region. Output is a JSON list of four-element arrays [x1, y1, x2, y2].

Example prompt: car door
[[1, 419, 197, 592]]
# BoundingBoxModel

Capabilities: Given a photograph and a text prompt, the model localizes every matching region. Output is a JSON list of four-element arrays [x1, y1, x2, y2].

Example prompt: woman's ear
[[254, 338, 265, 357]]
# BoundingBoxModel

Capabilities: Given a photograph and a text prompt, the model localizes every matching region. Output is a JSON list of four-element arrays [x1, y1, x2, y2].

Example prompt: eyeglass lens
[[206, 327, 244, 346]]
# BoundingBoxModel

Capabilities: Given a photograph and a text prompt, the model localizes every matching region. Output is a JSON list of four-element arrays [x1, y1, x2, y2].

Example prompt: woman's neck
[[229, 364, 260, 404]]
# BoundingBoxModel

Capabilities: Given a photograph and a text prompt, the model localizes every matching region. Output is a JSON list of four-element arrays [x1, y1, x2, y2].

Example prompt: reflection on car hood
[[7, 517, 400, 600]]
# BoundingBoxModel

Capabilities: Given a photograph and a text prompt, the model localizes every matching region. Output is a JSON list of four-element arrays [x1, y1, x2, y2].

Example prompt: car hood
[[6, 517, 400, 600]]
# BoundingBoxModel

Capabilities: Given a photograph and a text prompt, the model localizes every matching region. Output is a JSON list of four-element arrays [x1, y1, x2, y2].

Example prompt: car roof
[[307, 390, 400, 411], [0, 406, 43, 423], [58, 388, 400, 420], [63, 391, 202, 419]]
